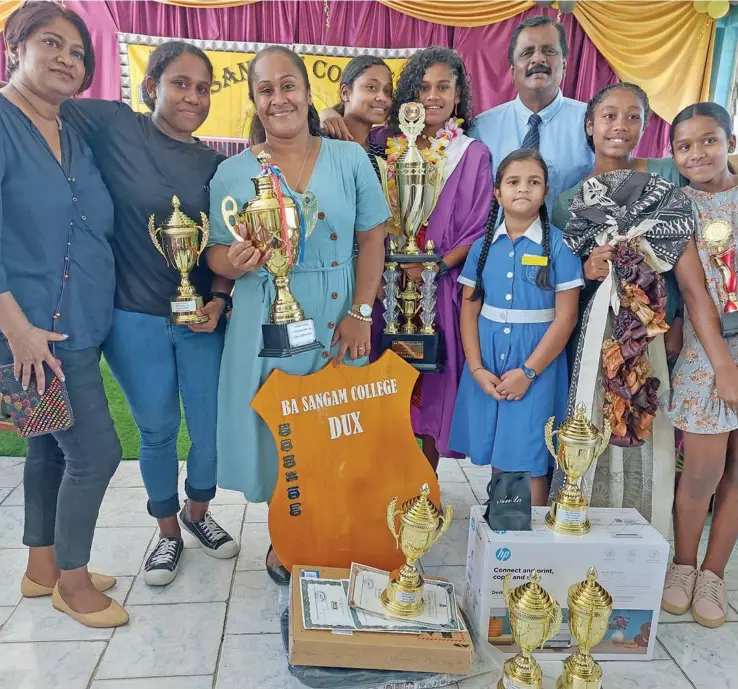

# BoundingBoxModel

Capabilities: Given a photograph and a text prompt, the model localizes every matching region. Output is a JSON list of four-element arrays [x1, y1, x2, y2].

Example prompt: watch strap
[[437, 260, 449, 277], [211, 291, 233, 313], [521, 364, 537, 379]]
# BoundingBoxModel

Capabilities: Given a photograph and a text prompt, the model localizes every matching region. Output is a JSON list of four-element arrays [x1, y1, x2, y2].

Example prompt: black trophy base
[[721, 311, 738, 337], [259, 322, 323, 358], [386, 252, 441, 264], [381, 332, 445, 372]]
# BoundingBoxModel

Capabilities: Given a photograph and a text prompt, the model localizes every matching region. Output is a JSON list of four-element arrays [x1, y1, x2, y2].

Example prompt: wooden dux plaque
[[251, 350, 440, 572]]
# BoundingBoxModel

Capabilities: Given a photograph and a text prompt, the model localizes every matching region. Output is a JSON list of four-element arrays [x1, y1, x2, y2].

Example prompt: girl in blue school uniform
[[449, 149, 583, 505]]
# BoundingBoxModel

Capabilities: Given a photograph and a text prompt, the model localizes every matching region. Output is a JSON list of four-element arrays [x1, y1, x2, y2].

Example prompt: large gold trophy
[[149, 196, 210, 325], [499, 570, 562, 689], [557, 568, 613, 689], [377, 103, 446, 372], [221, 152, 322, 357], [545, 404, 611, 535], [381, 484, 453, 617], [703, 219, 738, 336]]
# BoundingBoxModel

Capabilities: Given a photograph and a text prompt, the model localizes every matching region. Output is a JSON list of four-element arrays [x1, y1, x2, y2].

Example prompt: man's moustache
[[526, 67, 551, 77]]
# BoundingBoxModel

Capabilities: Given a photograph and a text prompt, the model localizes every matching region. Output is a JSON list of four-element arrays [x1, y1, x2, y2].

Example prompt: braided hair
[[334, 55, 391, 116], [584, 82, 650, 152], [470, 149, 552, 302]]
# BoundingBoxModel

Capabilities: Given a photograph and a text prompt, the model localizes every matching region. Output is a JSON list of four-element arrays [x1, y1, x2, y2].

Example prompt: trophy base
[[170, 295, 208, 326], [545, 500, 590, 535], [498, 657, 543, 689], [556, 654, 603, 689], [380, 332, 445, 373], [259, 321, 323, 358], [386, 251, 442, 264], [380, 570, 425, 618], [720, 310, 738, 337]]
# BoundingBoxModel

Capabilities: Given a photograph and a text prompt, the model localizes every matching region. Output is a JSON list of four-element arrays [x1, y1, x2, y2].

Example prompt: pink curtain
[[0, 1, 670, 157]]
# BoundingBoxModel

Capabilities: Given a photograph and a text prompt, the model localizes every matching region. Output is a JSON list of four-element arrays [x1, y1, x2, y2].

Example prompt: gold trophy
[[149, 195, 209, 325], [557, 568, 613, 689], [545, 404, 611, 535], [377, 102, 446, 372], [499, 570, 562, 689], [703, 219, 738, 336], [381, 483, 453, 617], [221, 152, 321, 358]]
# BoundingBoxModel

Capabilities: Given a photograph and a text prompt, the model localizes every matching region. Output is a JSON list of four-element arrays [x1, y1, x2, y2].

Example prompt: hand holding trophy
[[220, 152, 322, 358]]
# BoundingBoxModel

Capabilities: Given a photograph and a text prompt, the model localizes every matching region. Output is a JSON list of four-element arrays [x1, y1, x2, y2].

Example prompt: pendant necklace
[[269, 136, 313, 193]]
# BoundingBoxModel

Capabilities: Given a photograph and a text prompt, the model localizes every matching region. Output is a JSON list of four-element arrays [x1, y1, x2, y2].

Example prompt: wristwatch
[[437, 260, 449, 278], [353, 303, 372, 318], [211, 291, 233, 314], [521, 364, 538, 380]]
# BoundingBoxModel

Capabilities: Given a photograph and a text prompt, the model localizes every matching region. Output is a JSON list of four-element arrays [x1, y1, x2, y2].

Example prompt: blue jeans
[[103, 309, 225, 518]]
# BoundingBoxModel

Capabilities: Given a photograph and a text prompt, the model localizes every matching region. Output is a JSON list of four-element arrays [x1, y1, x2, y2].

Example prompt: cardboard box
[[462, 506, 669, 661], [289, 565, 473, 675]]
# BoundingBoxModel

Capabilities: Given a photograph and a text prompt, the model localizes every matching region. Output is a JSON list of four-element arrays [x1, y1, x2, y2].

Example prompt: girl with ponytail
[[449, 149, 583, 505]]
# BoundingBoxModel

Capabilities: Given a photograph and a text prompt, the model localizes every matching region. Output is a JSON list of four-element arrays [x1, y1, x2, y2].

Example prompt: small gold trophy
[[545, 404, 611, 535], [149, 195, 209, 325], [499, 571, 562, 689], [703, 219, 738, 336], [557, 568, 613, 689], [221, 152, 322, 358], [381, 484, 453, 617], [377, 102, 446, 372]]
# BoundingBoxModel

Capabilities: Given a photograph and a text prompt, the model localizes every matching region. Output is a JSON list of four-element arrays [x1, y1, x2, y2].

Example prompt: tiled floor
[[0, 456, 736, 689]]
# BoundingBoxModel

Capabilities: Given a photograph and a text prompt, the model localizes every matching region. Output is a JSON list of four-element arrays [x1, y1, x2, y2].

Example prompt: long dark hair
[[470, 149, 552, 301], [584, 82, 650, 153], [389, 47, 473, 133], [334, 55, 391, 116], [142, 41, 213, 111], [4, 0, 95, 93], [247, 45, 321, 144], [670, 102, 735, 174]]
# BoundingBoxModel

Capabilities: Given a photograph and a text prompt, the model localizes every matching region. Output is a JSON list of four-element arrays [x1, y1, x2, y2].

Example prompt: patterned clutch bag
[[0, 364, 74, 438]]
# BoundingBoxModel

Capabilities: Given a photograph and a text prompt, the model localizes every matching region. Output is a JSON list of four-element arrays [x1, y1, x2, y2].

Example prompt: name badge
[[522, 254, 548, 267]]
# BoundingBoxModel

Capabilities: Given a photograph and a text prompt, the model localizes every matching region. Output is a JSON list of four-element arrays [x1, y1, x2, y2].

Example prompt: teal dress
[[207, 139, 389, 502]]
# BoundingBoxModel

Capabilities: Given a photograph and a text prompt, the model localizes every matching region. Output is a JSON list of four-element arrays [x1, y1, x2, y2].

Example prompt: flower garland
[[601, 243, 668, 446]]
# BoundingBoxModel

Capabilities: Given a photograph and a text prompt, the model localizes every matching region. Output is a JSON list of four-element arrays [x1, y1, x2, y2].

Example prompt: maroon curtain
[[0, 1, 669, 157]]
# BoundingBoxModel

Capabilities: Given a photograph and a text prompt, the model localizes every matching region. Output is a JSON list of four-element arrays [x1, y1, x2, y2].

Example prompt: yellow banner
[[125, 43, 407, 140]]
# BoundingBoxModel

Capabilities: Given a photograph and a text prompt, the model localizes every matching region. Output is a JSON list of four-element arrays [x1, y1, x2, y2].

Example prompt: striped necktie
[[521, 113, 542, 151]]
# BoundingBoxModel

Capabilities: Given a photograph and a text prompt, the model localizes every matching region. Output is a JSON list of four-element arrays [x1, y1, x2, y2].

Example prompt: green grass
[[0, 359, 190, 459]]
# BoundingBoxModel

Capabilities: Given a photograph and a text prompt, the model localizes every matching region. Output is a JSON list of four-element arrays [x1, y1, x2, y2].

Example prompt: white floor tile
[[88, 527, 157, 577], [182, 505, 244, 550], [659, 621, 738, 688], [215, 633, 302, 689], [3, 483, 23, 506], [127, 548, 235, 605], [0, 506, 24, 548], [0, 607, 14, 628], [226, 570, 282, 635], [441, 482, 480, 520], [421, 520, 469, 567], [0, 577, 134, 643], [97, 602, 226, 679], [91, 679, 213, 689], [244, 501, 269, 523], [108, 462, 145, 489], [96, 488, 153, 528], [0, 547, 27, 606], [0, 640, 106, 689], [0, 488, 10, 504], [236, 522, 271, 571], [437, 459, 466, 483], [0, 458, 24, 488]]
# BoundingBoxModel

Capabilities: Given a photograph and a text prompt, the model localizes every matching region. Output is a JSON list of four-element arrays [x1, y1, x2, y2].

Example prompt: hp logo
[[495, 548, 512, 562]]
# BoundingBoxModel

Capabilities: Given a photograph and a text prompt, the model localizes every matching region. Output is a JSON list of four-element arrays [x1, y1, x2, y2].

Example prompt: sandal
[[265, 544, 290, 586]]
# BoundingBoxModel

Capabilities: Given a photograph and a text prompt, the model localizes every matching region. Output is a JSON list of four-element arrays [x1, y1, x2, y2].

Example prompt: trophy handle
[[544, 417, 558, 466], [386, 497, 401, 548], [196, 213, 210, 266], [596, 419, 613, 457], [148, 215, 167, 263], [221, 195, 244, 243], [422, 158, 446, 226], [376, 157, 401, 233], [545, 601, 563, 648], [502, 573, 512, 609], [431, 502, 454, 547]]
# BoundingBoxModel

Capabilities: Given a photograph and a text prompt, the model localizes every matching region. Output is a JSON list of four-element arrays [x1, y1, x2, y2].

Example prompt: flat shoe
[[51, 584, 129, 628], [266, 545, 290, 586], [22, 572, 117, 598]]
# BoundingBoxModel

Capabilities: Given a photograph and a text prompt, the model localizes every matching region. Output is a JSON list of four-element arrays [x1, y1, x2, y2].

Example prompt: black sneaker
[[144, 536, 183, 586], [178, 504, 240, 559]]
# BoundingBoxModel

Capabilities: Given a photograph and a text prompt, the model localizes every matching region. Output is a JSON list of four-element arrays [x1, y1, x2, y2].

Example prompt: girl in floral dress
[[664, 103, 738, 629]]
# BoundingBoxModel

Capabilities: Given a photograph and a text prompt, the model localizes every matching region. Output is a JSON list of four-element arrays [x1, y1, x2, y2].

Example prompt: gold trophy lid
[[567, 567, 613, 613], [703, 219, 733, 249], [161, 196, 198, 231], [558, 403, 602, 446], [507, 570, 557, 613], [400, 484, 441, 529]]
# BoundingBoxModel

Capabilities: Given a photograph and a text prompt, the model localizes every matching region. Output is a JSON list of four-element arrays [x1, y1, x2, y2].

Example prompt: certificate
[[300, 577, 356, 631]]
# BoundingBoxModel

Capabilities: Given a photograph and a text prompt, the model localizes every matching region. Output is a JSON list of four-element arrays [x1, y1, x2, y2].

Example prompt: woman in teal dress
[[206, 46, 387, 583]]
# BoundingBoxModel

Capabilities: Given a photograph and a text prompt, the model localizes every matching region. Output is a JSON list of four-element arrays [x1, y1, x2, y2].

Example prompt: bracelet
[[347, 310, 372, 323], [471, 366, 484, 374]]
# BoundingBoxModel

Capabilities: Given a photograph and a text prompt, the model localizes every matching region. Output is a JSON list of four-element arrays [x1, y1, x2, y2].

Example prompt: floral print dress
[[667, 185, 738, 433]]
